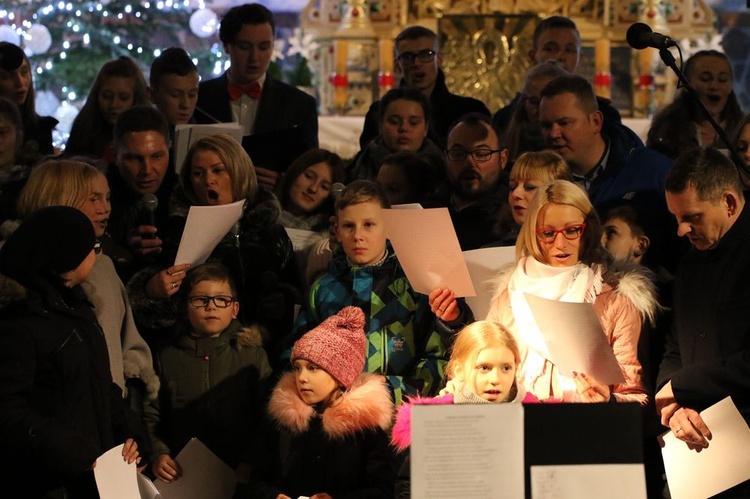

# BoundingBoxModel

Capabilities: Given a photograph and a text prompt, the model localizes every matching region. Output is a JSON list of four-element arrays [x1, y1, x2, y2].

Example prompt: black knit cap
[[0, 43, 24, 72], [0, 206, 96, 285]]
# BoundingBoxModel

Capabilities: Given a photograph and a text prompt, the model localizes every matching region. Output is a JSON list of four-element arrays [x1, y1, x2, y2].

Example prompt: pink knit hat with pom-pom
[[291, 306, 367, 389]]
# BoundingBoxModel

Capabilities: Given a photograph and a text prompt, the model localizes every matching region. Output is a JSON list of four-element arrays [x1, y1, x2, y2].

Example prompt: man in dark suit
[[195, 3, 318, 190], [358, 26, 490, 151]]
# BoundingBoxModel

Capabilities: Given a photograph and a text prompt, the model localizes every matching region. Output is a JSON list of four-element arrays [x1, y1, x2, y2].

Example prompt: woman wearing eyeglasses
[[486, 180, 655, 404], [347, 87, 446, 187]]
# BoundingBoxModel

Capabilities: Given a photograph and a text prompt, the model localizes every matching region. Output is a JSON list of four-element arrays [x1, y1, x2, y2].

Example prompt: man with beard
[[427, 113, 509, 250]]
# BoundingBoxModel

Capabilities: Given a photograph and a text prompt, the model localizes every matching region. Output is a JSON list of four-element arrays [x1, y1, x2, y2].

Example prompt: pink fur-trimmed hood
[[268, 372, 394, 439], [390, 389, 541, 452], [391, 393, 454, 452]]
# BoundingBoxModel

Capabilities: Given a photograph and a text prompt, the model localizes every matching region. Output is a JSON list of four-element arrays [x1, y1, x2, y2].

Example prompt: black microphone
[[140, 193, 159, 239], [627, 23, 677, 50]]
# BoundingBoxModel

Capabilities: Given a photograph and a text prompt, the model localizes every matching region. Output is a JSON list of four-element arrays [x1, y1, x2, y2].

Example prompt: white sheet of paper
[[524, 293, 625, 385], [462, 246, 516, 320], [174, 200, 245, 266], [661, 397, 750, 499], [94, 444, 140, 499], [284, 227, 321, 252], [154, 438, 236, 499], [137, 473, 162, 499], [391, 203, 423, 209], [383, 208, 475, 297], [174, 123, 243, 174], [531, 464, 646, 498], [411, 404, 524, 499]]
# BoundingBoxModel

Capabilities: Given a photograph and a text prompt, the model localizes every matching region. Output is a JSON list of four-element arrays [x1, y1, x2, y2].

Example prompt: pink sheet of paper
[[383, 208, 475, 297]]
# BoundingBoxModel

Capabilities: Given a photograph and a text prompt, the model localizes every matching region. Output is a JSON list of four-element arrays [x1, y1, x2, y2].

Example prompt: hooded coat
[[0, 272, 136, 498], [486, 261, 658, 404], [242, 372, 397, 499], [144, 321, 271, 468]]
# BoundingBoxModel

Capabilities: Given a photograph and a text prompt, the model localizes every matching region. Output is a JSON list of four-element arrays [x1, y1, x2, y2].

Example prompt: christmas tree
[[0, 0, 225, 99]]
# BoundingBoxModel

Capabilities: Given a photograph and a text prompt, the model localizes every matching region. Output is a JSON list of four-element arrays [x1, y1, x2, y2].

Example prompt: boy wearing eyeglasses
[[358, 25, 490, 150], [144, 262, 271, 484]]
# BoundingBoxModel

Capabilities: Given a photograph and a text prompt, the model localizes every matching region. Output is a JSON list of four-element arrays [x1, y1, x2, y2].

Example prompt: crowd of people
[[0, 3, 749, 498]]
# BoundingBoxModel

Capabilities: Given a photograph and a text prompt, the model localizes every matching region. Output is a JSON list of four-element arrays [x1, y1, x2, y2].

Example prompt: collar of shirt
[[573, 138, 610, 191], [230, 73, 266, 136]]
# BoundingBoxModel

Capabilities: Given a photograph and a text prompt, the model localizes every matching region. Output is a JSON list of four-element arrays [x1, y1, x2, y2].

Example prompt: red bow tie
[[228, 81, 262, 100]]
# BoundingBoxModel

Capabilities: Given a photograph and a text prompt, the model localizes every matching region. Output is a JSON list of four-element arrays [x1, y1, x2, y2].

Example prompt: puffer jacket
[[144, 321, 271, 468], [0, 273, 137, 498], [486, 261, 657, 404]]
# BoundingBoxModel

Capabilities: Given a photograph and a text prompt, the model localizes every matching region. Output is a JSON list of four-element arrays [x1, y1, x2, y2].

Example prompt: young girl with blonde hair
[[390, 321, 537, 498]]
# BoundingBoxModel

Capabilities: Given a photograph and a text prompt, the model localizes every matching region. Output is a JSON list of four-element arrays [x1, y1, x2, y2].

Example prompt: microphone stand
[[657, 47, 750, 178]]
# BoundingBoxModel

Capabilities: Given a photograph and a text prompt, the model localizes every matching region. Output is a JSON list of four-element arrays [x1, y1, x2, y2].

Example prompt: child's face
[[376, 162, 415, 206], [460, 346, 517, 403], [336, 200, 388, 266], [98, 76, 135, 125], [601, 217, 640, 262], [293, 359, 339, 405], [186, 279, 239, 337]]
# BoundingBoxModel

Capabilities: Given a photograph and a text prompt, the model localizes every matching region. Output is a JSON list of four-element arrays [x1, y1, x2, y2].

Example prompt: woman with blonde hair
[[486, 180, 656, 403], [490, 150, 573, 246], [9, 159, 159, 402], [130, 134, 298, 357]]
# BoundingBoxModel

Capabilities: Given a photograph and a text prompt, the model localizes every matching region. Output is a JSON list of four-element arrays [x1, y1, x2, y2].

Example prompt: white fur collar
[[268, 372, 394, 439]]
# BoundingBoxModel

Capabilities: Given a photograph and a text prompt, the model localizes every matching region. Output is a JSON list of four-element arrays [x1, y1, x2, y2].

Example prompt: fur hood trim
[[233, 325, 264, 349], [490, 261, 659, 325], [391, 393, 453, 452], [123, 359, 161, 401], [602, 261, 661, 326], [268, 372, 394, 439], [390, 387, 540, 452]]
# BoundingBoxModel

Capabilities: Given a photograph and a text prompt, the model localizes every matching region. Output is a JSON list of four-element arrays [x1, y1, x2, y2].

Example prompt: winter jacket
[[0, 273, 137, 498], [242, 372, 397, 499], [127, 187, 298, 353], [2, 218, 158, 399], [289, 246, 473, 402], [486, 262, 657, 404], [657, 201, 750, 422], [144, 321, 271, 468]]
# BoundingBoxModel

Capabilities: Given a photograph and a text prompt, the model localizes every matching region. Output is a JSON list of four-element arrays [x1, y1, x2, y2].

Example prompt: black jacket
[[196, 72, 319, 171], [359, 70, 490, 150], [0, 274, 136, 498], [425, 171, 510, 251], [657, 201, 750, 423]]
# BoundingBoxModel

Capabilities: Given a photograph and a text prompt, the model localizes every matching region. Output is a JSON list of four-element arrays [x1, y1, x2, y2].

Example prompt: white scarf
[[508, 256, 602, 398]]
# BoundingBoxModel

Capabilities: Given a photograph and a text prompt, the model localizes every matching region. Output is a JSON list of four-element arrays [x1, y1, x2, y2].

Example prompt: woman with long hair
[[66, 56, 149, 162]]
